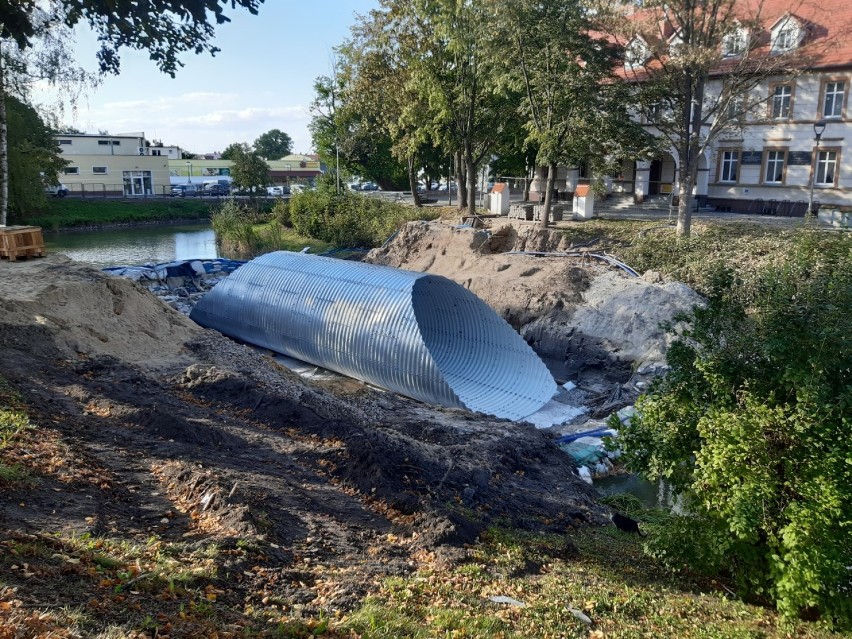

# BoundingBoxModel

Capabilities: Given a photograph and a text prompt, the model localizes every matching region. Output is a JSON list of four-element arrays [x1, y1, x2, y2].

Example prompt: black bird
[[610, 512, 645, 536]]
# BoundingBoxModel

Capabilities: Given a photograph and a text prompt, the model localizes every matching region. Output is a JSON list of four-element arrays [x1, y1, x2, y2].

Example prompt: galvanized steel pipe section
[[190, 252, 556, 420]]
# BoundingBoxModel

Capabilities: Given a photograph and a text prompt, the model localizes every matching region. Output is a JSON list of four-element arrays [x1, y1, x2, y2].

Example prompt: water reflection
[[44, 223, 220, 268]]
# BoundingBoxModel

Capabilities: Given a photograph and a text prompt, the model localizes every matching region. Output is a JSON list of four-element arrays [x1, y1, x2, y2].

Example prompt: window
[[815, 150, 839, 185], [151, 149, 162, 156], [774, 28, 794, 51], [63, 167, 79, 175], [723, 30, 745, 56], [97, 140, 120, 146], [822, 81, 845, 119], [764, 150, 786, 183], [92, 166, 108, 175], [719, 150, 739, 183], [771, 85, 792, 118], [57, 139, 72, 145]]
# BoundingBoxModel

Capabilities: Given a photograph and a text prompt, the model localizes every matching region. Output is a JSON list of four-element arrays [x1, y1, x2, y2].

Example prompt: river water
[[43, 222, 221, 268]]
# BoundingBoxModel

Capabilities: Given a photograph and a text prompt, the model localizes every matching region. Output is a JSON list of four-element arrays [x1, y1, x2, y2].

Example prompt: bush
[[618, 232, 852, 628], [289, 190, 435, 248]]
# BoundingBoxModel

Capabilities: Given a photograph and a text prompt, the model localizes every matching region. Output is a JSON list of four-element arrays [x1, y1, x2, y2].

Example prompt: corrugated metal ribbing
[[190, 252, 555, 420]]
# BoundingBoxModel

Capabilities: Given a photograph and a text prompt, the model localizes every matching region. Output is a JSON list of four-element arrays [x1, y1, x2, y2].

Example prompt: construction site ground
[[0, 216, 831, 637]]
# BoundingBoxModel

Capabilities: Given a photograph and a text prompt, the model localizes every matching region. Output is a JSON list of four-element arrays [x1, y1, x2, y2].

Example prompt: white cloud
[[73, 97, 315, 154]]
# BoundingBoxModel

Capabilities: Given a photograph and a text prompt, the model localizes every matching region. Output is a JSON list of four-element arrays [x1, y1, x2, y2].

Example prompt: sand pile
[[0, 254, 201, 369]]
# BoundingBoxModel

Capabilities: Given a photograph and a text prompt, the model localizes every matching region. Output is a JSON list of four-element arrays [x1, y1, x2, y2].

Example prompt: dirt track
[[0, 254, 602, 615]]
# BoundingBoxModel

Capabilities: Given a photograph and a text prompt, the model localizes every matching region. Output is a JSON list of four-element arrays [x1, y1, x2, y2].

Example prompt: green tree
[[400, 0, 511, 216], [252, 129, 293, 160], [7, 95, 66, 217], [495, 0, 656, 226], [230, 147, 270, 197], [618, 234, 852, 627], [309, 71, 409, 192], [220, 142, 251, 161]]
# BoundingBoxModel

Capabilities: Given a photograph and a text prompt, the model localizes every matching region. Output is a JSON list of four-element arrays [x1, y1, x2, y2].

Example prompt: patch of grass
[[17, 198, 215, 230], [554, 219, 833, 296], [337, 526, 839, 638]]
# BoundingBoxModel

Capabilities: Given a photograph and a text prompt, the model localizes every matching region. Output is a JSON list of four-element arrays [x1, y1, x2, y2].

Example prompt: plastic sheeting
[[190, 251, 556, 420]]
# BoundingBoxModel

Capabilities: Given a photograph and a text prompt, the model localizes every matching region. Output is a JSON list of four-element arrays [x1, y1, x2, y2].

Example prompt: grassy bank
[[211, 192, 439, 258], [17, 198, 220, 230]]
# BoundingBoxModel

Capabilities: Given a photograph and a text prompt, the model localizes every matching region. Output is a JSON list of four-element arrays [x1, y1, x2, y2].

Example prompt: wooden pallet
[[0, 226, 46, 262]]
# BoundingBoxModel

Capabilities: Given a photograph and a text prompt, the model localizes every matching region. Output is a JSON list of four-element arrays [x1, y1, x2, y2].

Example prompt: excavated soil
[[367, 221, 703, 397], [0, 254, 607, 616]]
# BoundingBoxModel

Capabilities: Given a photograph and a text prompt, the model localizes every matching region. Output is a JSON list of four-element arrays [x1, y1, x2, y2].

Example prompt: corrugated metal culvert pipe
[[190, 251, 556, 420]]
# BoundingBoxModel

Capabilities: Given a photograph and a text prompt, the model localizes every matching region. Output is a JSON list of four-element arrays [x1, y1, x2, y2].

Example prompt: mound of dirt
[[0, 254, 201, 369], [0, 253, 601, 615], [367, 221, 703, 389]]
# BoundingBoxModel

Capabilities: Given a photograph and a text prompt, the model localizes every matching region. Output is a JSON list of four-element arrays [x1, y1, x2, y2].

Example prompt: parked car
[[266, 185, 291, 196], [360, 182, 379, 191], [44, 182, 69, 197], [170, 184, 200, 197], [202, 183, 230, 196]]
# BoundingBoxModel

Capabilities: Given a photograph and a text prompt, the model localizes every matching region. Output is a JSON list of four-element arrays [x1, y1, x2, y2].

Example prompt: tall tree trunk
[[455, 150, 467, 210], [407, 156, 422, 207], [464, 142, 476, 218], [0, 42, 8, 227], [677, 168, 694, 237], [538, 162, 557, 228], [523, 165, 532, 202]]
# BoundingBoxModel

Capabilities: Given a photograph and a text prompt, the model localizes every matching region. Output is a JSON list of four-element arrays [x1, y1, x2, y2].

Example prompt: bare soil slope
[[0, 254, 601, 620]]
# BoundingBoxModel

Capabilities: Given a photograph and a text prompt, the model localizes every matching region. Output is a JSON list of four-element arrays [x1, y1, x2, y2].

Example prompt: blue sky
[[62, 2, 379, 155]]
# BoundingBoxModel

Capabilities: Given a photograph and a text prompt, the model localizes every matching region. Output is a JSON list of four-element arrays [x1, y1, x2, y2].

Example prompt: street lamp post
[[807, 120, 827, 217], [285, 163, 291, 185], [185, 160, 192, 184]]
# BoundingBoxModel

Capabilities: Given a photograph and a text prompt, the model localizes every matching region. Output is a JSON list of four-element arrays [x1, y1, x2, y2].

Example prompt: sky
[[54, 1, 379, 156]]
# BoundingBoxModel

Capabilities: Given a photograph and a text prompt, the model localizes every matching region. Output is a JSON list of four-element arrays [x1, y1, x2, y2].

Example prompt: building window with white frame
[[815, 150, 838, 185], [774, 28, 793, 51], [723, 30, 745, 56], [771, 85, 792, 118], [822, 81, 845, 119], [63, 167, 80, 175], [764, 150, 786, 183], [720, 150, 739, 183], [92, 166, 108, 175]]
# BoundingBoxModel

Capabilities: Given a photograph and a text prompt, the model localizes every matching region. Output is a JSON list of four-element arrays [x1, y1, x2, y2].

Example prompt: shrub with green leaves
[[618, 232, 852, 628], [288, 190, 435, 248]]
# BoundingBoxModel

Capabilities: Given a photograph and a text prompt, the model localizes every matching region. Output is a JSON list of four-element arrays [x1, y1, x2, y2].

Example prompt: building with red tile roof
[[532, 0, 852, 217]]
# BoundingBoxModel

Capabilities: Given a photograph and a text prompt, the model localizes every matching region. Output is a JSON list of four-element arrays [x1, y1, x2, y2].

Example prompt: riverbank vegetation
[[211, 199, 332, 257], [18, 198, 218, 230], [615, 231, 852, 629], [211, 190, 439, 257]]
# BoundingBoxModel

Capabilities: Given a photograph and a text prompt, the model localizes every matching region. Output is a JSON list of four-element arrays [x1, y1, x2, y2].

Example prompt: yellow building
[[54, 133, 172, 196], [170, 154, 322, 185]]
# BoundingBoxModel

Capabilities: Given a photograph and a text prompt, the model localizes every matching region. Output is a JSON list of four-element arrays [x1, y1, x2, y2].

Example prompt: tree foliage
[[495, 0, 657, 225], [7, 95, 66, 218], [229, 146, 270, 195], [309, 67, 409, 192], [2, 0, 264, 76], [252, 128, 292, 160], [618, 233, 852, 627], [220, 142, 251, 161]]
